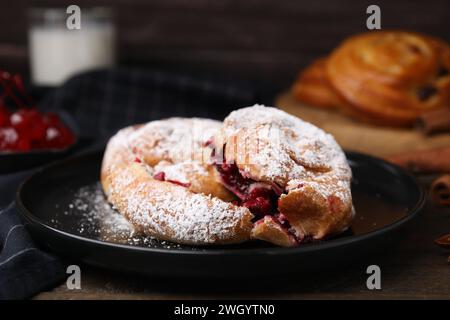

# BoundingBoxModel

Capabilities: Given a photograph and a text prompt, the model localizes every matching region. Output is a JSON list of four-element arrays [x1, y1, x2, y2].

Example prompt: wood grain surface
[[277, 91, 450, 157]]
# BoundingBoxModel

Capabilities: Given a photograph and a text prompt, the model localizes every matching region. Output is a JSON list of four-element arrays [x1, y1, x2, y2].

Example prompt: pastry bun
[[291, 57, 343, 109], [101, 106, 354, 246], [212, 106, 354, 244], [292, 31, 450, 126], [101, 119, 253, 245]]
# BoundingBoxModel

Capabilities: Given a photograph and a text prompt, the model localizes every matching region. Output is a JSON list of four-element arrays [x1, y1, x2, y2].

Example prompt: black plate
[[16, 150, 426, 277], [0, 110, 80, 174]]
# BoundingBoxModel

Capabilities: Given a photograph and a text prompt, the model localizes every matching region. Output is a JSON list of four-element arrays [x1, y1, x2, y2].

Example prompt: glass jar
[[28, 6, 116, 86]]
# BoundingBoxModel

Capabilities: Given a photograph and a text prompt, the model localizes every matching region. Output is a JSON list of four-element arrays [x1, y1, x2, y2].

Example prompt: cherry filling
[[209, 141, 306, 245], [215, 162, 278, 218]]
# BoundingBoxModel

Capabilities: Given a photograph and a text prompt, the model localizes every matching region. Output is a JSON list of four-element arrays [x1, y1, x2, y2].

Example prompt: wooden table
[[34, 95, 450, 299]]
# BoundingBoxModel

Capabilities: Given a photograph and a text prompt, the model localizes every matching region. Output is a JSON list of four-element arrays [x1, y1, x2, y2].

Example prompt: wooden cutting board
[[276, 91, 450, 157]]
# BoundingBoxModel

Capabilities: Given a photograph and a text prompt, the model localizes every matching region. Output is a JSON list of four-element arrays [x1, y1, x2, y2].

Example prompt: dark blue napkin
[[0, 67, 268, 299], [0, 170, 66, 300], [40, 67, 268, 137]]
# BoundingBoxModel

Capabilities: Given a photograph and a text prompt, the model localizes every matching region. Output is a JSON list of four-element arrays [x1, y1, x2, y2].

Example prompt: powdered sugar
[[128, 118, 220, 164], [153, 160, 208, 184], [101, 106, 352, 245], [103, 118, 252, 245], [219, 105, 352, 202], [108, 168, 252, 244], [63, 183, 183, 249]]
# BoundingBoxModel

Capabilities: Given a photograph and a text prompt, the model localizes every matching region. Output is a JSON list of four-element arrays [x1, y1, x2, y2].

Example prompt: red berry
[[0, 106, 9, 126], [16, 136, 31, 152], [153, 172, 166, 181], [0, 130, 7, 149], [248, 187, 273, 199], [10, 110, 30, 131], [29, 117, 47, 141], [45, 112, 61, 126], [45, 127, 60, 144], [12, 74, 26, 94], [0, 127, 18, 150], [242, 196, 272, 217], [57, 126, 74, 146], [31, 124, 46, 141], [0, 107, 74, 151]]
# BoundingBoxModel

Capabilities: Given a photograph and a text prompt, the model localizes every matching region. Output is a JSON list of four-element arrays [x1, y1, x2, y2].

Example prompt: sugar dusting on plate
[[60, 182, 184, 250]]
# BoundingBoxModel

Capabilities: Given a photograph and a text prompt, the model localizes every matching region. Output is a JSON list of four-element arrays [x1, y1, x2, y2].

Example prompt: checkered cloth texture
[[0, 170, 66, 300], [0, 67, 269, 299], [40, 67, 266, 137]]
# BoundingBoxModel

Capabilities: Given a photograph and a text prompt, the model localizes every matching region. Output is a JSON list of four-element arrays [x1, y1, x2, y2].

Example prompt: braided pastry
[[101, 106, 354, 246]]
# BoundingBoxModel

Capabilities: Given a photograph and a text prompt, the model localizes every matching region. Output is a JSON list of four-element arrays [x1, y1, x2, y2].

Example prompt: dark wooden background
[[1, 0, 449, 87]]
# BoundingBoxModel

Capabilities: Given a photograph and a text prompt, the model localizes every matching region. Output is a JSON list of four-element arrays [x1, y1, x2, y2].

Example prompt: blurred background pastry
[[291, 57, 343, 109], [291, 31, 450, 127]]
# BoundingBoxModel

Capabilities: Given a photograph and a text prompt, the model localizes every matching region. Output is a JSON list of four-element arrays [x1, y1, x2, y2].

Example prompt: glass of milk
[[28, 7, 116, 86]]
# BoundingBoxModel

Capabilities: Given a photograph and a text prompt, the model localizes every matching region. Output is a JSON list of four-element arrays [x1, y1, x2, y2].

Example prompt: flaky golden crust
[[327, 31, 450, 126], [251, 216, 297, 247], [101, 119, 253, 245], [214, 106, 354, 244], [102, 107, 354, 247], [278, 179, 352, 240], [291, 58, 343, 109]]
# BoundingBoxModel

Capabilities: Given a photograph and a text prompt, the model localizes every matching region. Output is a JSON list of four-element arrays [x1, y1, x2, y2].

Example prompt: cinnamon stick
[[417, 107, 450, 135], [435, 233, 450, 247], [386, 147, 450, 174], [431, 175, 450, 207]]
